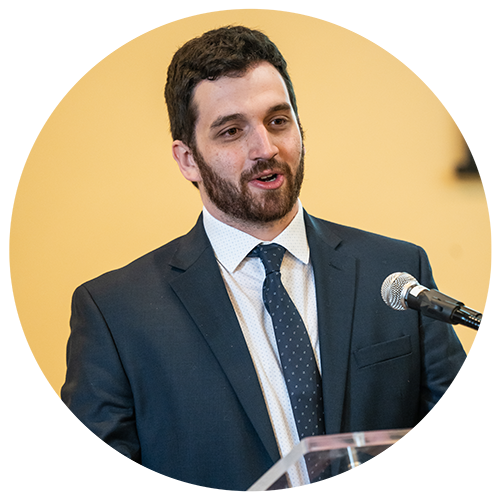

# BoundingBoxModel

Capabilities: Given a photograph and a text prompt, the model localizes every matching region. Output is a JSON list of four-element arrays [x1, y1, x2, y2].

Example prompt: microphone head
[[381, 272, 419, 311]]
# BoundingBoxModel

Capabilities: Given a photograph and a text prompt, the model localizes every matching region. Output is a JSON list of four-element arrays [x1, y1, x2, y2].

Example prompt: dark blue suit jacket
[[61, 212, 466, 490]]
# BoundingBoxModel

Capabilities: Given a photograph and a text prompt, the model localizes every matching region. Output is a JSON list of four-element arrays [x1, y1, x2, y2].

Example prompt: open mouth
[[257, 173, 279, 182], [248, 172, 285, 190]]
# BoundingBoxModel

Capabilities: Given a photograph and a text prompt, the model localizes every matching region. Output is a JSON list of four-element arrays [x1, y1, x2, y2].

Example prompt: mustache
[[240, 158, 292, 184]]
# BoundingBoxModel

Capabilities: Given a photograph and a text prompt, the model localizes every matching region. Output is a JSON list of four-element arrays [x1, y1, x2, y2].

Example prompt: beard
[[192, 146, 305, 225]]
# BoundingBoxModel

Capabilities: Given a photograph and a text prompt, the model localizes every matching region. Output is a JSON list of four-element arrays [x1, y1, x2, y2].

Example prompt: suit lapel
[[168, 217, 281, 463], [166, 212, 356, 459], [305, 213, 357, 434]]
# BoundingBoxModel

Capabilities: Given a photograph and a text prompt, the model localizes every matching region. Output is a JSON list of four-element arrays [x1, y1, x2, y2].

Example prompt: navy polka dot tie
[[250, 243, 326, 482]]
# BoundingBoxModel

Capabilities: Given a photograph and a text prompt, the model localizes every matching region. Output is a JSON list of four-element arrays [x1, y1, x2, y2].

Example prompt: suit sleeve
[[416, 246, 467, 418], [61, 284, 141, 463]]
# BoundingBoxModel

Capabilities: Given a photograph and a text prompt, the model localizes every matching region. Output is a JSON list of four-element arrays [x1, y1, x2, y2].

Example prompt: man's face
[[189, 62, 304, 228]]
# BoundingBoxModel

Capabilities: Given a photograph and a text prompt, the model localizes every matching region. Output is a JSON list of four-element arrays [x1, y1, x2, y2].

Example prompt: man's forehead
[[192, 62, 292, 124]]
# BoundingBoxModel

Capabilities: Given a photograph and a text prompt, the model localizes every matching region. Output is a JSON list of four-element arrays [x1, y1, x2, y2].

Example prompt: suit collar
[[168, 214, 210, 271]]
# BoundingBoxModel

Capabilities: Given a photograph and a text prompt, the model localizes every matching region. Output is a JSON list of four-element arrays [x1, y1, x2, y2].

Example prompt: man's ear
[[172, 140, 202, 183]]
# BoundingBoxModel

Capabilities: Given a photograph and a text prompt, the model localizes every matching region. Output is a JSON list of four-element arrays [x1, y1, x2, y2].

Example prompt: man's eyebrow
[[210, 113, 245, 130], [267, 102, 292, 114]]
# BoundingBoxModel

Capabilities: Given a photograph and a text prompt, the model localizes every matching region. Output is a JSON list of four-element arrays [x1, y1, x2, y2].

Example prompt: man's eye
[[220, 127, 239, 138], [271, 117, 288, 126]]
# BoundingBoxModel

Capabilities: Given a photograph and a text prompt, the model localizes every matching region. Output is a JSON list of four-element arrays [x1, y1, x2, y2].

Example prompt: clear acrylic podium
[[248, 425, 492, 492]]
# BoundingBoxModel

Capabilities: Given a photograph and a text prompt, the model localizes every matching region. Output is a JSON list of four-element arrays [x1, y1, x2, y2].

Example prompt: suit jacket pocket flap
[[354, 335, 412, 369]]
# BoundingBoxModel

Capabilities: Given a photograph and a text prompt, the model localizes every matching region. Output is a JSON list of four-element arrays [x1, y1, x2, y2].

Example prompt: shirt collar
[[202, 200, 310, 273]]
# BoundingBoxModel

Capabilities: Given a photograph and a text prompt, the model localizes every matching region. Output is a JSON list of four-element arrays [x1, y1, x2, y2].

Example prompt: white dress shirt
[[202, 201, 320, 486]]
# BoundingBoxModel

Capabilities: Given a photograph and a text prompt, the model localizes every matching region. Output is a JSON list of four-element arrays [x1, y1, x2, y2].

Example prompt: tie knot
[[249, 243, 286, 275]]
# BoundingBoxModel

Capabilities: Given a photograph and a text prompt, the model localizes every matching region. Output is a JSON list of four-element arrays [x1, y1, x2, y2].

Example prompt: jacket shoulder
[[306, 213, 424, 255], [77, 216, 209, 297]]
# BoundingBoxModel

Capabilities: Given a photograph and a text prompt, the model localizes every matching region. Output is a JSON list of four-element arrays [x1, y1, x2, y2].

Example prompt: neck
[[204, 201, 299, 241]]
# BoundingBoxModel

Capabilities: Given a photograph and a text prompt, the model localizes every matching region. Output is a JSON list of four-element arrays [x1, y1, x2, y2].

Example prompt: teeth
[[259, 174, 277, 181]]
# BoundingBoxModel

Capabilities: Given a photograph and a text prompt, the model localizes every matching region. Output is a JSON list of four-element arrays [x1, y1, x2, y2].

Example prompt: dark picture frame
[[457, 8, 492, 174]]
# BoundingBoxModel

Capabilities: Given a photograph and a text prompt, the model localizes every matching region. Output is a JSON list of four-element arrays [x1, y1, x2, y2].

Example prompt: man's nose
[[249, 126, 279, 161]]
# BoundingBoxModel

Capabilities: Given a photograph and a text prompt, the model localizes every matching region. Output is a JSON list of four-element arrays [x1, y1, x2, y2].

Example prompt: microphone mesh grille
[[381, 272, 418, 311]]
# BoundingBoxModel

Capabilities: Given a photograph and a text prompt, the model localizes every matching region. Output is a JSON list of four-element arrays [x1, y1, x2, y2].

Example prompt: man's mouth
[[248, 171, 285, 190], [256, 173, 279, 182]]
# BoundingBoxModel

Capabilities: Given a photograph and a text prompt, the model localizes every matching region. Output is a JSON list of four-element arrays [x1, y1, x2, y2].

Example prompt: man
[[61, 26, 466, 490]]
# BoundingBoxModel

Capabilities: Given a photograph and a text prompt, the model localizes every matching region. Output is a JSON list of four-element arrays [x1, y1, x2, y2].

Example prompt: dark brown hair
[[164, 25, 298, 150]]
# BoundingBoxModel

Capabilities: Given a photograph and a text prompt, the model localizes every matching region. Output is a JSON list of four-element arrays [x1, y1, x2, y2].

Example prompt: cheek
[[278, 127, 302, 157], [282, 139, 302, 166], [208, 148, 247, 178]]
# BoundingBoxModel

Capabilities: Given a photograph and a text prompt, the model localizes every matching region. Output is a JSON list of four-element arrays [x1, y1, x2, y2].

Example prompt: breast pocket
[[354, 335, 412, 369]]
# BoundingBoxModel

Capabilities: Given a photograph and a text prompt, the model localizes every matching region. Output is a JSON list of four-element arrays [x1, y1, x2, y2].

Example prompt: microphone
[[381, 272, 482, 330]]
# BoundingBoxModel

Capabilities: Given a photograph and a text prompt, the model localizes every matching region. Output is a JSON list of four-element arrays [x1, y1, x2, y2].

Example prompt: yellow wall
[[10, 10, 490, 394]]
